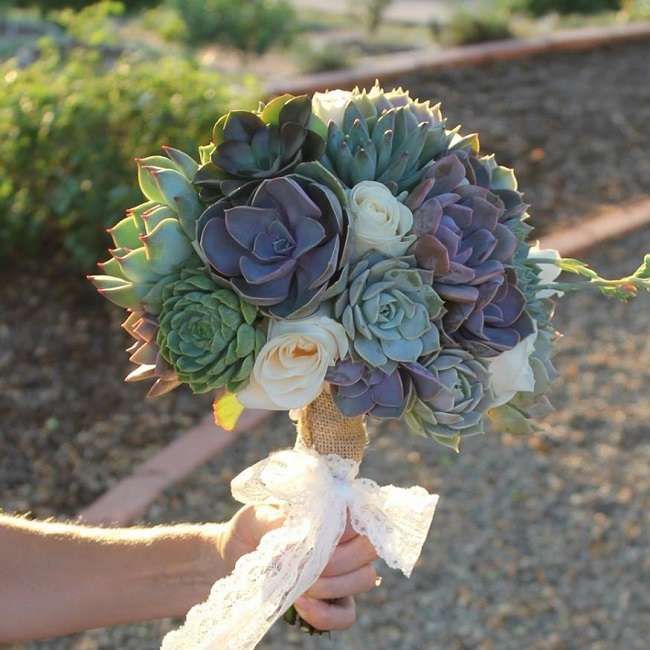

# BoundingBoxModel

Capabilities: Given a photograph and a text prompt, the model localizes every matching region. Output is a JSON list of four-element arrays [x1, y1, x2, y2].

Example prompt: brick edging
[[266, 22, 650, 96], [78, 198, 650, 526], [78, 409, 270, 525]]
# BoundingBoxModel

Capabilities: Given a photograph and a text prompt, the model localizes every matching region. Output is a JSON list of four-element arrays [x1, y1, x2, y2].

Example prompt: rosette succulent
[[326, 359, 438, 419], [198, 176, 348, 318], [333, 252, 444, 373], [122, 311, 181, 398], [157, 268, 266, 394], [89, 147, 202, 314], [194, 94, 326, 203], [408, 152, 535, 357], [404, 349, 493, 450], [320, 84, 456, 193]]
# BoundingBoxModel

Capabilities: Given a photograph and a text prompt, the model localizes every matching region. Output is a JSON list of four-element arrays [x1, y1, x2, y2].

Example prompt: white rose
[[237, 314, 348, 411], [312, 90, 352, 127], [487, 330, 538, 407], [529, 242, 563, 298], [348, 181, 416, 259]]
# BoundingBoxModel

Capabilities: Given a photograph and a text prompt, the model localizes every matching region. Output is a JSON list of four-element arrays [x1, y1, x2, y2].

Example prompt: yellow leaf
[[213, 392, 244, 431]]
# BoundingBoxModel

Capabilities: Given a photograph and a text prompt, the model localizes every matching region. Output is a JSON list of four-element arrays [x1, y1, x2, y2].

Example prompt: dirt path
[[14, 226, 650, 649]]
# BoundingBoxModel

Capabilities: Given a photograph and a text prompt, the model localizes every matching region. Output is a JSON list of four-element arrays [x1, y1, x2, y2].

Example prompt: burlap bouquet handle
[[294, 385, 367, 462]]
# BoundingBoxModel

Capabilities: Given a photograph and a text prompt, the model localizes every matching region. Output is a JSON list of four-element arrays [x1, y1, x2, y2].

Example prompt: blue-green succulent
[[89, 147, 202, 314], [333, 252, 444, 373], [320, 84, 462, 194]]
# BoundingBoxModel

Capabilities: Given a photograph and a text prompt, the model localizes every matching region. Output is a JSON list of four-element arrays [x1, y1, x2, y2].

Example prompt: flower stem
[[283, 605, 329, 636]]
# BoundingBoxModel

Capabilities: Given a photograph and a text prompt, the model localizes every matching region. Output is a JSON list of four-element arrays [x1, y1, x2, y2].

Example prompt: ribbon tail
[[349, 481, 439, 577]]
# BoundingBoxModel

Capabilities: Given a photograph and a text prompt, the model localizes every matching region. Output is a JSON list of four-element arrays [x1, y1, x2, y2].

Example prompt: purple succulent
[[326, 360, 438, 419], [408, 153, 534, 357], [198, 176, 348, 318]]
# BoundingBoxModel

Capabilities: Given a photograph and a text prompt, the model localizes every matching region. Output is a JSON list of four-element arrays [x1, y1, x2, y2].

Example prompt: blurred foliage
[[167, 0, 298, 55], [0, 44, 254, 269], [9, 0, 155, 11], [510, 0, 621, 15], [358, 0, 393, 33], [621, 0, 650, 16], [139, 3, 187, 43], [432, 9, 515, 45], [295, 41, 352, 73], [48, 0, 123, 47]]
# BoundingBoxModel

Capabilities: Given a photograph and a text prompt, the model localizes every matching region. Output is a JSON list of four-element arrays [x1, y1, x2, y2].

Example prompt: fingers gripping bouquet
[[91, 85, 650, 648]]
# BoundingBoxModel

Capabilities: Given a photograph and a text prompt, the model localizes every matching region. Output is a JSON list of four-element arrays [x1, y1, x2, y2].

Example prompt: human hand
[[221, 505, 379, 631]]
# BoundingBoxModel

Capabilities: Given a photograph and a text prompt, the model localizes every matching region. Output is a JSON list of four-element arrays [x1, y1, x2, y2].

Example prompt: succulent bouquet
[[91, 85, 649, 648]]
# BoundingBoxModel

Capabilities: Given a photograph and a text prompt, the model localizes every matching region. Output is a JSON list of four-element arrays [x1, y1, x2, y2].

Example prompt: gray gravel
[[400, 40, 650, 236], [12, 227, 650, 649]]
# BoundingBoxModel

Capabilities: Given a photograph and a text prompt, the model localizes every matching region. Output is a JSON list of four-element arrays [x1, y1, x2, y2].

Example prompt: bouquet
[[90, 85, 649, 649]]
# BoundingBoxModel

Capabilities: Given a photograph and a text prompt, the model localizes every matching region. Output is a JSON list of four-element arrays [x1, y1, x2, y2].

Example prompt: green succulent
[[333, 252, 444, 373], [320, 84, 461, 194], [405, 349, 493, 451], [89, 146, 202, 314], [193, 94, 327, 203], [157, 268, 266, 394]]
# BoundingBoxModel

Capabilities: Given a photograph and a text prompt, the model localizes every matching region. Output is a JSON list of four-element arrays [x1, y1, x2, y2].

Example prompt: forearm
[[0, 515, 228, 643]]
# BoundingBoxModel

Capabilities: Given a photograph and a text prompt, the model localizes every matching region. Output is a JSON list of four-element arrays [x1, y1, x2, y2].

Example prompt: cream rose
[[348, 181, 416, 259], [529, 242, 563, 299], [237, 314, 348, 410], [312, 90, 352, 127], [487, 330, 538, 407]]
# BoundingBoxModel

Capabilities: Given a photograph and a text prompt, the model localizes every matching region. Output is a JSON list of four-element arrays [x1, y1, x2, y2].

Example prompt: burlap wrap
[[295, 385, 367, 462]]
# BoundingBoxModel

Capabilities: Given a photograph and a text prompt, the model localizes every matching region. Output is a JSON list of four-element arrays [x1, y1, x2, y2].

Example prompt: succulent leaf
[[194, 95, 326, 203], [198, 175, 349, 319], [333, 252, 443, 373], [156, 268, 265, 394]]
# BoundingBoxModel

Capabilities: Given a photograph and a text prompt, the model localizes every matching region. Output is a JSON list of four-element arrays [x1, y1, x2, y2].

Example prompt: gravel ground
[[10, 227, 650, 650], [0, 263, 213, 518], [400, 40, 650, 235]]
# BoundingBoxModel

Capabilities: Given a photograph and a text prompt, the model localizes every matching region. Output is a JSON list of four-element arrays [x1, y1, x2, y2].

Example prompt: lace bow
[[161, 447, 439, 650]]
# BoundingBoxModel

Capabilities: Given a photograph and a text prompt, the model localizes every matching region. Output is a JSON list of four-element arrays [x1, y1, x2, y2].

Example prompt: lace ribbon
[[160, 446, 439, 650]]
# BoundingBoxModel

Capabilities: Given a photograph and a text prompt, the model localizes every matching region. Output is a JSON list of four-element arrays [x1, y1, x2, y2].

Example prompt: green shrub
[[10, 0, 156, 12], [0, 46, 254, 269], [140, 4, 188, 43], [49, 0, 124, 47], [434, 10, 514, 46], [360, 0, 393, 33], [511, 0, 621, 15], [167, 0, 297, 55], [297, 42, 352, 73], [622, 0, 650, 17]]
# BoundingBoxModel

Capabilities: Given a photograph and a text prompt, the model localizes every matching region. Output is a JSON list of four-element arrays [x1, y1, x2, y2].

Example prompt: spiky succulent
[[333, 252, 444, 373], [408, 152, 535, 357], [89, 147, 202, 314], [198, 175, 349, 319], [157, 268, 266, 394], [320, 84, 457, 194], [122, 311, 181, 398], [194, 94, 326, 203], [404, 349, 493, 451]]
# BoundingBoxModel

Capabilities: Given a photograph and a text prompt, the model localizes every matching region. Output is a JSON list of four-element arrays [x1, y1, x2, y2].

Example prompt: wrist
[[128, 524, 229, 620]]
